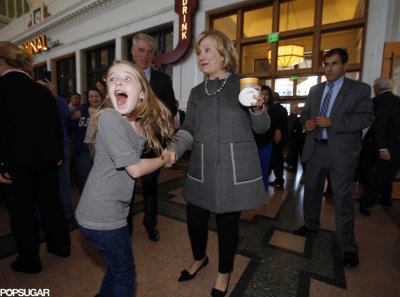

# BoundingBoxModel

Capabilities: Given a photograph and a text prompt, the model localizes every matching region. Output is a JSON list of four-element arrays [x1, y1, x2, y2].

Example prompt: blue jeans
[[75, 143, 94, 194], [257, 143, 273, 193], [80, 226, 136, 297]]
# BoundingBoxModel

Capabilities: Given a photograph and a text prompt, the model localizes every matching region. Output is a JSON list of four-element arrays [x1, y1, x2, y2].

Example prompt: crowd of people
[[0, 29, 399, 297]]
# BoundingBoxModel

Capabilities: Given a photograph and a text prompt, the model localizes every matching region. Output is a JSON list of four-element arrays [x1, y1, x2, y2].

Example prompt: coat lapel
[[330, 77, 350, 118], [313, 83, 326, 117]]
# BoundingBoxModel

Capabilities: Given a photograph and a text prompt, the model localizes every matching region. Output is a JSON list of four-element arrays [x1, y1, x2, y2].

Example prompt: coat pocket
[[230, 142, 262, 184], [187, 142, 204, 182]]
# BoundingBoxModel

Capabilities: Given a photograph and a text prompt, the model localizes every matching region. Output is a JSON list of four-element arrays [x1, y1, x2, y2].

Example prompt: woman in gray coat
[[167, 30, 270, 296]]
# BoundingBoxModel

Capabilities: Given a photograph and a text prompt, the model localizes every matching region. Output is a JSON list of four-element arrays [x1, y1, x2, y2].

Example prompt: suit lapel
[[313, 83, 326, 116], [330, 78, 350, 118]]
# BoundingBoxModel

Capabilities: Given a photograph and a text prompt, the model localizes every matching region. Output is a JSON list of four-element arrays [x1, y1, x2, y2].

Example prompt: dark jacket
[[0, 71, 63, 167], [374, 94, 400, 162]]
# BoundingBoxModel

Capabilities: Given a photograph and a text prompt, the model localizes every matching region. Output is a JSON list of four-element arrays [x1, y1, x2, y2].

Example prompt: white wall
[[362, 0, 400, 89]]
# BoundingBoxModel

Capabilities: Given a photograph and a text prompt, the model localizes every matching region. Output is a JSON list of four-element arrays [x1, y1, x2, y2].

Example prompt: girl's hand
[[163, 149, 176, 168]]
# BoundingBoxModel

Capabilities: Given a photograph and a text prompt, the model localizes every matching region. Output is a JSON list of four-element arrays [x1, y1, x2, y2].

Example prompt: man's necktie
[[316, 82, 334, 140]]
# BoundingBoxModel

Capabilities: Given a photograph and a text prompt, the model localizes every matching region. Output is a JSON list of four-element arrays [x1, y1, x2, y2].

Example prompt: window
[[322, 0, 366, 25], [86, 44, 115, 91], [210, 0, 367, 100], [279, 0, 315, 31], [243, 6, 272, 38], [212, 13, 237, 41], [57, 55, 76, 100], [321, 28, 363, 65]]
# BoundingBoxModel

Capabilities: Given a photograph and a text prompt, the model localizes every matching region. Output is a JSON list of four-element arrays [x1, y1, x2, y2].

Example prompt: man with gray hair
[[359, 77, 399, 215], [127, 32, 177, 241]]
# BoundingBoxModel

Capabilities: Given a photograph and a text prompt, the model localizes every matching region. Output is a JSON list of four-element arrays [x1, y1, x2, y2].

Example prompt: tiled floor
[[0, 157, 399, 297]]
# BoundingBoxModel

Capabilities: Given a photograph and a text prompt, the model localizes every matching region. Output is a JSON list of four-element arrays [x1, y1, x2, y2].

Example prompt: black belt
[[315, 139, 328, 144]]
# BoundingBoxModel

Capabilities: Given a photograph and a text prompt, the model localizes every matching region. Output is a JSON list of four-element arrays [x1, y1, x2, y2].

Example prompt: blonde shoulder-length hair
[[92, 60, 176, 157], [194, 30, 238, 74]]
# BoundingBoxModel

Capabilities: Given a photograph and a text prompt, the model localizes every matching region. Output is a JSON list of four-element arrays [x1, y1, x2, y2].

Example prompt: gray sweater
[[171, 74, 270, 213], [76, 109, 146, 230]]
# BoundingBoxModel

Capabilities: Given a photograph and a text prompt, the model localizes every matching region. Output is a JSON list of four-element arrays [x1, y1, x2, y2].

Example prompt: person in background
[[166, 30, 270, 297], [293, 48, 374, 268], [285, 105, 305, 173], [37, 78, 75, 220], [68, 92, 81, 112], [68, 86, 103, 194], [359, 78, 400, 216], [253, 85, 277, 193], [269, 92, 288, 190], [127, 32, 177, 241], [76, 60, 175, 297], [96, 79, 107, 99], [174, 99, 186, 130], [0, 41, 70, 274]]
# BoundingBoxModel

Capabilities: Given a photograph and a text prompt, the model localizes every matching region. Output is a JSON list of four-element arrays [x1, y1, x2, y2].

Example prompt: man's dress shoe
[[343, 251, 359, 267], [359, 207, 371, 216]]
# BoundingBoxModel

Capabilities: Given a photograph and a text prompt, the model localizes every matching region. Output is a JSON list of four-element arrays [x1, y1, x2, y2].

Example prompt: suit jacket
[[364, 91, 397, 143], [149, 68, 177, 116], [0, 71, 63, 167], [300, 77, 374, 174], [374, 93, 400, 162]]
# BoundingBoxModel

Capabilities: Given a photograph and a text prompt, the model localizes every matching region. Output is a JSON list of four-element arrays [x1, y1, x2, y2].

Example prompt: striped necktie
[[316, 82, 334, 140]]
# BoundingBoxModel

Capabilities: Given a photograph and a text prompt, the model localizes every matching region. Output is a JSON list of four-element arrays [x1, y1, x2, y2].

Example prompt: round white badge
[[239, 87, 258, 106]]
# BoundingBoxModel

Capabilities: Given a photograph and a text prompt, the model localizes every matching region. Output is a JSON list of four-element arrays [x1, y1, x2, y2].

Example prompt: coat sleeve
[[153, 71, 178, 116], [374, 100, 392, 150], [249, 106, 270, 134]]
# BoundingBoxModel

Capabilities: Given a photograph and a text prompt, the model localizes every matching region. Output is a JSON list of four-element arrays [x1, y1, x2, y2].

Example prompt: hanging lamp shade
[[268, 44, 304, 68]]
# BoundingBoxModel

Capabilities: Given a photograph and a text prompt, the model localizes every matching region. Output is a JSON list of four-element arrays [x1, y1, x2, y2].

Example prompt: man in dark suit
[[0, 44, 71, 273], [293, 48, 374, 268], [360, 79, 400, 216], [358, 77, 395, 191], [128, 33, 177, 241]]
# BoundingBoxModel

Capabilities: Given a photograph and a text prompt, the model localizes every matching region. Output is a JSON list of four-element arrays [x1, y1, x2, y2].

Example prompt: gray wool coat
[[170, 74, 270, 213]]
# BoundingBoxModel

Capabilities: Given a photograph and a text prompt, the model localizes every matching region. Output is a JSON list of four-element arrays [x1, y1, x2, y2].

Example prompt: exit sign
[[267, 32, 280, 42]]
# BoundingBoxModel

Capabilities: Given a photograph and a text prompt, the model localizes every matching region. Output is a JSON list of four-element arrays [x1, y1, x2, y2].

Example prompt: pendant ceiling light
[[268, 44, 304, 68]]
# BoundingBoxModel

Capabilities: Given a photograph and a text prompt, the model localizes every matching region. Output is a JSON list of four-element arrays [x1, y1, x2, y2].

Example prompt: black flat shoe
[[293, 225, 317, 236], [178, 256, 209, 282], [211, 274, 230, 297]]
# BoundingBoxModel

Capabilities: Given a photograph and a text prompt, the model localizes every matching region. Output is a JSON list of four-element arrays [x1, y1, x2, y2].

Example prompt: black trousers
[[360, 159, 399, 209], [270, 142, 284, 184], [128, 169, 160, 234], [6, 161, 70, 263], [186, 203, 240, 274]]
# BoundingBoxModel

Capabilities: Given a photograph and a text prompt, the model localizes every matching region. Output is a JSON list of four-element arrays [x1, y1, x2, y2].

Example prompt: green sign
[[291, 76, 298, 80], [267, 32, 280, 43]]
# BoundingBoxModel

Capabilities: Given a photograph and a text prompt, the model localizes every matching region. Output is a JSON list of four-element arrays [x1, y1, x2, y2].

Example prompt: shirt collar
[[1, 69, 31, 78], [143, 66, 151, 82]]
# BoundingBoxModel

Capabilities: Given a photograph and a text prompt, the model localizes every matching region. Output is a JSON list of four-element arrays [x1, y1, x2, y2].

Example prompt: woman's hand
[[250, 85, 264, 114], [163, 149, 176, 168], [0, 172, 12, 184]]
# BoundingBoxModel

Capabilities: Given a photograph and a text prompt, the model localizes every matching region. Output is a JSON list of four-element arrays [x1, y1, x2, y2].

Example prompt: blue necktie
[[316, 82, 334, 140]]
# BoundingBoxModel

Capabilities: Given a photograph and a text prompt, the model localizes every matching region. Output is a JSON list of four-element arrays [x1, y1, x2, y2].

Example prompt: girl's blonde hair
[[0, 41, 34, 76], [93, 60, 176, 157]]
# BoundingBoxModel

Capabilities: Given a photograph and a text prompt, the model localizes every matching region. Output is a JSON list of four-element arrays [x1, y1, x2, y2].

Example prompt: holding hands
[[163, 149, 176, 168]]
